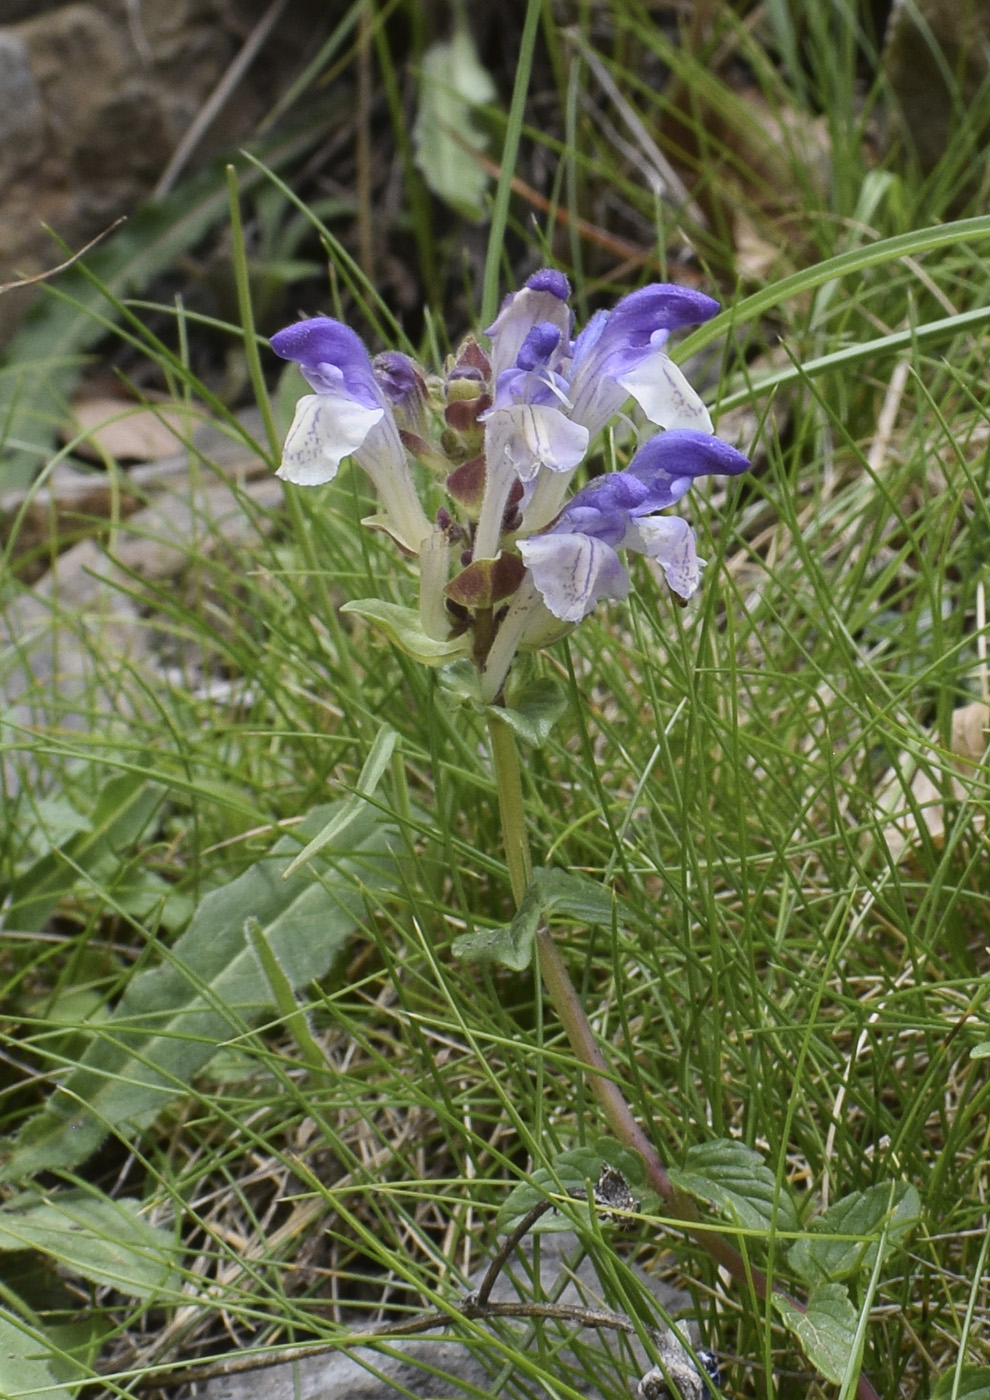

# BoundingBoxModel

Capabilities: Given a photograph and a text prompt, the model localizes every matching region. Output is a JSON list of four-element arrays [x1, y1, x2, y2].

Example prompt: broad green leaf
[[0, 1192, 178, 1299], [451, 866, 614, 969], [530, 867, 615, 925], [341, 599, 471, 666], [6, 773, 164, 932], [282, 725, 397, 877], [490, 677, 570, 748], [21, 796, 89, 857], [932, 1367, 990, 1400], [0, 1309, 72, 1400], [0, 802, 399, 1181], [413, 30, 497, 220], [668, 1138, 799, 1233], [496, 1142, 654, 1236], [497, 1148, 604, 1234], [773, 1283, 859, 1385], [450, 897, 540, 970], [788, 1182, 921, 1286], [245, 916, 328, 1076]]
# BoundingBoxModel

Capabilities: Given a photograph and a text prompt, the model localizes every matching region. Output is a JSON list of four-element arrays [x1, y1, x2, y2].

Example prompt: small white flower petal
[[519, 532, 628, 623], [276, 393, 383, 485], [630, 515, 703, 599], [487, 404, 589, 483], [617, 354, 713, 432]]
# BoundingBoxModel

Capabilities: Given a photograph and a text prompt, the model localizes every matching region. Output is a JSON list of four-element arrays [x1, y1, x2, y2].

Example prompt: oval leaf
[[489, 677, 570, 748], [788, 1182, 921, 1286], [668, 1138, 799, 1233], [0, 802, 400, 1180], [341, 599, 471, 666], [0, 1192, 178, 1299], [0, 1309, 72, 1400], [772, 1283, 859, 1385], [932, 1368, 990, 1400], [497, 1149, 604, 1235], [413, 30, 496, 220]]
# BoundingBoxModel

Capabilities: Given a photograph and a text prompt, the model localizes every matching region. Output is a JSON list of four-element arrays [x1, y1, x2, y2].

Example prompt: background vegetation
[[1, 3, 988, 1398]]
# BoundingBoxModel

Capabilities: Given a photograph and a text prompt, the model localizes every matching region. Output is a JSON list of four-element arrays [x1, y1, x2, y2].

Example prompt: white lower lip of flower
[[276, 393, 383, 485], [629, 515, 703, 598], [617, 356, 713, 432]]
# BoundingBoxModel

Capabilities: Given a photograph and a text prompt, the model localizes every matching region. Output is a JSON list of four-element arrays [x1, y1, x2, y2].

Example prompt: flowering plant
[[270, 270, 749, 705], [265, 275, 854, 1393]]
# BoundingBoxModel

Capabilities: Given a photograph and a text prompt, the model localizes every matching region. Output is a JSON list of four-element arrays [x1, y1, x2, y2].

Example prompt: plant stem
[[487, 710, 532, 906], [486, 716, 881, 1400]]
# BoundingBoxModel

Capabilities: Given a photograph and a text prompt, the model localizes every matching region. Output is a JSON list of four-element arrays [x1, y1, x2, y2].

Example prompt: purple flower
[[270, 277, 750, 695], [485, 270, 573, 381], [566, 284, 719, 440], [474, 307, 589, 559], [475, 273, 722, 557], [271, 317, 431, 554], [518, 430, 750, 622]]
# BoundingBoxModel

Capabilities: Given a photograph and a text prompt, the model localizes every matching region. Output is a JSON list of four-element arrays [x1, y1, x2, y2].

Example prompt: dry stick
[[138, 1296, 643, 1392], [0, 219, 126, 296], [488, 713, 882, 1400], [138, 1196, 647, 1390]]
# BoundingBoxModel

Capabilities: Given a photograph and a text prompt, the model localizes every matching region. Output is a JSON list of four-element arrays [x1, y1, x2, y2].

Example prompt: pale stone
[[199, 1233, 697, 1400]]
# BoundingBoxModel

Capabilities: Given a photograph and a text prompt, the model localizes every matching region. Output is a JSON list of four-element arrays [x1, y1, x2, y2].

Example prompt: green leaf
[[341, 599, 471, 666], [6, 772, 164, 932], [496, 1141, 656, 1237], [451, 867, 614, 969], [0, 1309, 72, 1400], [0, 1191, 178, 1300], [497, 1148, 604, 1234], [788, 1182, 921, 1286], [21, 796, 90, 857], [282, 724, 397, 877], [490, 677, 570, 748], [931, 1367, 990, 1400], [413, 29, 497, 221], [668, 1138, 799, 1233], [450, 889, 540, 970], [772, 1283, 859, 1386], [530, 867, 615, 924], [0, 802, 399, 1180]]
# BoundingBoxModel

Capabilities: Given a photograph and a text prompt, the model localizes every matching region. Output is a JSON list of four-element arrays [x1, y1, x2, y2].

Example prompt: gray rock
[[0, 31, 43, 161], [197, 1233, 698, 1400], [0, 1, 333, 347]]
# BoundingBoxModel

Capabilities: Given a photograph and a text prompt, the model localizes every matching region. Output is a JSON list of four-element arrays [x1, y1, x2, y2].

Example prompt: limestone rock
[[0, 0, 323, 347], [198, 1233, 697, 1400]]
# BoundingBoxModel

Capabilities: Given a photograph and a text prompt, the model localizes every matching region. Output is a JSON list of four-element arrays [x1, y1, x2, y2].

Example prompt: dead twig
[[0, 219, 126, 296]]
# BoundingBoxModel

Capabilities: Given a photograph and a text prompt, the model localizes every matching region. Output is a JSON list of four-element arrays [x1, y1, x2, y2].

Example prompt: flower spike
[[269, 275, 749, 694]]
